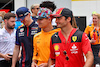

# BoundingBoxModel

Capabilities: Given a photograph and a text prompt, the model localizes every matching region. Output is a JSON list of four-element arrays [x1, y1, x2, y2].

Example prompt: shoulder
[[0, 28, 4, 35], [71, 30, 84, 42], [16, 26, 24, 33], [52, 32, 59, 38], [18, 24, 24, 29], [34, 32, 41, 38], [86, 24, 93, 28], [52, 28, 61, 32], [73, 30, 83, 36], [51, 32, 61, 44], [17, 25, 24, 29]]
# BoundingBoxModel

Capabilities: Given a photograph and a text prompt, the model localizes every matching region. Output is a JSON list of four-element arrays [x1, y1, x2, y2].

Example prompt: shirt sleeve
[[84, 26, 89, 35], [81, 33, 92, 55], [16, 29, 21, 46], [50, 38, 55, 59], [33, 36, 38, 60]]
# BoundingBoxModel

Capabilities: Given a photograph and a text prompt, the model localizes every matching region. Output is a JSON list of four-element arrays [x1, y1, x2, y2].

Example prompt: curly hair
[[40, 1, 56, 12]]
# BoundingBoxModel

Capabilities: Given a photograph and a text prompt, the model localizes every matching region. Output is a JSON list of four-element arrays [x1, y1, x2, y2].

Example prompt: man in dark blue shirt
[[12, 7, 40, 67]]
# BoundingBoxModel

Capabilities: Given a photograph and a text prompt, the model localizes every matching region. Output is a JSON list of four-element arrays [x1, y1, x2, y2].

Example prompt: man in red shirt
[[48, 8, 94, 67]]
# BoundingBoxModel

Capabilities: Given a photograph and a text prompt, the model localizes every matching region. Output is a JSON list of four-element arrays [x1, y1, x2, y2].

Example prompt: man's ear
[[28, 13, 31, 16], [49, 17, 52, 21], [4, 19, 7, 23], [67, 17, 71, 22]]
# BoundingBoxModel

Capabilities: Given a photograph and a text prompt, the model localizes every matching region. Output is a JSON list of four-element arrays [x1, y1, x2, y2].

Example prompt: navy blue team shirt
[[16, 21, 40, 67]]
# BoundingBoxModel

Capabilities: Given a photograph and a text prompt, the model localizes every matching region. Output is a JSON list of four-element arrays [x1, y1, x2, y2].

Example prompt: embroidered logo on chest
[[54, 45, 60, 56], [72, 36, 77, 42], [70, 44, 78, 54], [31, 27, 38, 35]]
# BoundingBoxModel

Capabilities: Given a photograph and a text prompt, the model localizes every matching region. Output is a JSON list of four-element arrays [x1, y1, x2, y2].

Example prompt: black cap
[[50, 8, 73, 18]]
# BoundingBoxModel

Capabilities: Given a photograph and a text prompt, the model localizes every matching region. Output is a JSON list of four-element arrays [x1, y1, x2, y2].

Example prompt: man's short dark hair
[[40, 1, 56, 12], [4, 12, 16, 20]]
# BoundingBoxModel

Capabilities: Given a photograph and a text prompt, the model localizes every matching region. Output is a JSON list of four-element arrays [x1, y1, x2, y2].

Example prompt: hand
[[3, 54, 12, 61], [90, 38, 96, 43], [38, 63, 47, 67], [18, 54, 21, 61], [31, 62, 38, 67]]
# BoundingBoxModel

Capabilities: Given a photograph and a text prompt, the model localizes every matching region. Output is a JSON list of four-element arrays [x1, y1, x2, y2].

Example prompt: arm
[[12, 45, 20, 67], [47, 58, 55, 67], [47, 39, 55, 67], [31, 36, 38, 67], [89, 38, 96, 43], [84, 51, 94, 67], [82, 33, 94, 67], [18, 49, 21, 61], [31, 59, 38, 67]]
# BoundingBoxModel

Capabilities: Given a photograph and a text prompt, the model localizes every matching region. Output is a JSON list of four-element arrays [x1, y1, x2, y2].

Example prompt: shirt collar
[[2, 27, 16, 33]]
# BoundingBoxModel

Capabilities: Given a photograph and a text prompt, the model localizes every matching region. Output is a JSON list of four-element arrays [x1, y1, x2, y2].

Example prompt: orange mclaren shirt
[[84, 24, 100, 45], [33, 28, 60, 65]]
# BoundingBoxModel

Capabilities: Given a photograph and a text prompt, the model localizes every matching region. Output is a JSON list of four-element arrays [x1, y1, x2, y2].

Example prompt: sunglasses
[[63, 50, 69, 60], [33, 8, 40, 10]]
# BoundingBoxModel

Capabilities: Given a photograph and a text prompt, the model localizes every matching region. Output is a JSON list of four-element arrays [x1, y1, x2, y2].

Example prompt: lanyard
[[93, 28, 99, 42]]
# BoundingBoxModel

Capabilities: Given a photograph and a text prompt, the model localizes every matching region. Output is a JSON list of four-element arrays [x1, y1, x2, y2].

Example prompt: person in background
[[0, 11, 6, 28], [89, 11, 97, 25], [0, 16, 2, 28], [84, 13, 100, 67], [31, 8, 60, 67], [40, 1, 57, 27], [12, 7, 40, 67], [30, 4, 40, 22], [72, 16, 78, 28], [0, 12, 18, 67], [48, 8, 94, 67], [0, 11, 6, 19]]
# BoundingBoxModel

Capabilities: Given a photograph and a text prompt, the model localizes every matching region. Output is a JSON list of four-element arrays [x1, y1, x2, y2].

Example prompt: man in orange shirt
[[31, 8, 60, 67]]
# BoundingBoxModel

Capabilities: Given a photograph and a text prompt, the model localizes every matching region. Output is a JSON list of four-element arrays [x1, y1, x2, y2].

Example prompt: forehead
[[56, 16, 65, 19], [38, 18, 48, 20], [93, 15, 98, 18], [8, 17, 15, 20]]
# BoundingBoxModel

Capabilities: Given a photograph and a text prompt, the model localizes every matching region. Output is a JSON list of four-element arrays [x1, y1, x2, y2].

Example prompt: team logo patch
[[72, 36, 77, 42], [20, 28, 24, 32], [55, 52, 60, 56], [54, 45, 59, 51], [31, 27, 38, 30], [19, 14, 23, 17], [70, 44, 78, 54]]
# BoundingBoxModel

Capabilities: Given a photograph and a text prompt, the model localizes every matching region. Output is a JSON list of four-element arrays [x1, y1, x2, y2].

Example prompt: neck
[[5, 26, 14, 35], [26, 18, 33, 27], [61, 24, 73, 37], [32, 13, 37, 17], [43, 24, 53, 32]]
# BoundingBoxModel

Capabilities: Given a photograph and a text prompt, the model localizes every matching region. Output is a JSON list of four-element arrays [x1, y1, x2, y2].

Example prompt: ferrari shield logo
[[72, 36, 77, 42]]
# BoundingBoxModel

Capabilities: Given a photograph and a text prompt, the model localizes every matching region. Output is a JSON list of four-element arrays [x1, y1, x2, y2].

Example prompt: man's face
[[7, 17, 15, 29], [37, 18, 50, 28], [55, 16, 68, 28], [21, 14, 30, 26]]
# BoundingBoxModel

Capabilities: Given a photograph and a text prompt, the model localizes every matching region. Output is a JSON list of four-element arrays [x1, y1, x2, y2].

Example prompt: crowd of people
[[0, 1, 100, 67]]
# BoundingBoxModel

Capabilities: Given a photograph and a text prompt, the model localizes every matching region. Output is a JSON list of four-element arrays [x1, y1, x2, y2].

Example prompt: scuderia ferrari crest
[[72, 36, 77, 42]]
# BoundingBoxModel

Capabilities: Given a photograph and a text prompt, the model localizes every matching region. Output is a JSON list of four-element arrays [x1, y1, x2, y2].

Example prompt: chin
[[57, 25, 61, 28], [38, 26, 42, 28]]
